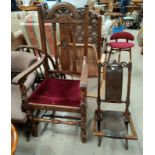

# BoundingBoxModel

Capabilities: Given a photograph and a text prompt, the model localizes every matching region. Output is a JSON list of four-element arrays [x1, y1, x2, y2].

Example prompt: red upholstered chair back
[[110, 32, 134, 41]]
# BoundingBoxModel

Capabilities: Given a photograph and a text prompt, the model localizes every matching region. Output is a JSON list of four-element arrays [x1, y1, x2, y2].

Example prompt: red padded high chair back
[[110, 31, 134, 41], [108, 31, 134, 62]]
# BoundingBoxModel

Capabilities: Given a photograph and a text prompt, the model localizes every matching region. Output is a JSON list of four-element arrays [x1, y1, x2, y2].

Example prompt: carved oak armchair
[[18, 3, 89, 143]]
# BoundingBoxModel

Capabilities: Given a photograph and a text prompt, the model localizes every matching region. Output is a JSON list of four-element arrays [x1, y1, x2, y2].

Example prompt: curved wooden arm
[[12, 55, 45, 85], [80, 56, 88, 88]]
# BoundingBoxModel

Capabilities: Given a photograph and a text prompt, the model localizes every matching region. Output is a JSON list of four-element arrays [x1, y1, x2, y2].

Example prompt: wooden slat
[[38, 10, 49, 77], [44, 18, 83, 24], [126, 116, 138, 140], [42, 114, 81, 120], [29, 102, 81, 113], [93, 112, 104, 136], [59, 23, 70, 70], [32, 118, 80, 126], [83, 6, 89, 57], [71, 24, 77, 72], [97, 16, 102, 59]]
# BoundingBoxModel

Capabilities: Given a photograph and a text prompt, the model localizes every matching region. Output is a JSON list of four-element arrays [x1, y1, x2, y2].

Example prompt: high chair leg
[[108, 48, 112, 62]]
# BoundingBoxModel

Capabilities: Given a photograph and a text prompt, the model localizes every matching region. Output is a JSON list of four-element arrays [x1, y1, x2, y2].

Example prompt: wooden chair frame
[[18, 3, 89, 143], [93, 60, 138, 149]]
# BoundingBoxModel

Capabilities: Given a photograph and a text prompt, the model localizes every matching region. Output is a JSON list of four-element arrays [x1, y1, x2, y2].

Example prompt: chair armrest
[[12, 55, 45, 85], [98, 53, 106, 64], [80, 56, 88, 88], [24, 72, 36, 90]]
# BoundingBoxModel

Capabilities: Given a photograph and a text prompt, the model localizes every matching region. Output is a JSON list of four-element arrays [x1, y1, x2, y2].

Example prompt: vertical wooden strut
[[69, 21, 77, 72], [52, 23, 59, 69], [125, 62, 132, 119], [98, 16, 102, 59], [97, 63, 102, 113], [38, 8, 49, 77], [83, 5, 89, 57]]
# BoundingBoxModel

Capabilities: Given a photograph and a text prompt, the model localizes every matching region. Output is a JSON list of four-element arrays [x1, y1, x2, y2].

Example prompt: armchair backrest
[[19, 4, 100, 77], [39, 3, 89, 75], [20, 6, 102, 59]]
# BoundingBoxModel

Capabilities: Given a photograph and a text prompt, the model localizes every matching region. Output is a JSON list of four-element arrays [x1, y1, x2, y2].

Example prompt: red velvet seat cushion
[[28, 78, 81, 107], [109, 42, 134, 49]]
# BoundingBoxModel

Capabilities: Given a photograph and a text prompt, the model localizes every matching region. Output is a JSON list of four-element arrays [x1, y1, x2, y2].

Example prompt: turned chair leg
[[108, 48, 112, 62], [125, 120, 129, 150], [98, 137, 102, 147], [25, 130, 30, 141], [25, 121, 30, 141], [118, 49, 121, 63], [125, 139, 128, 150], [25, 120, 38, 141], [97, 121, 102, 147], [31, 122, 38, 137], [80, 104, 87, 143], [129, 49, 132, 63], [27, 110, 38, 138]]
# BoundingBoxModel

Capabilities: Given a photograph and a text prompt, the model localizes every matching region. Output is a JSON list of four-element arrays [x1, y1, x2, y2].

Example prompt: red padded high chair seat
[[28, 78, 81, 107], [109, 42, 134, 49]]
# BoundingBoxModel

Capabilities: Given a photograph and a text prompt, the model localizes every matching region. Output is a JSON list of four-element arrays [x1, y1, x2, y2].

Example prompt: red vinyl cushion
[[110, 32, 134, 41], [109, 42, 134, 49], [28, 78, 81, 107]]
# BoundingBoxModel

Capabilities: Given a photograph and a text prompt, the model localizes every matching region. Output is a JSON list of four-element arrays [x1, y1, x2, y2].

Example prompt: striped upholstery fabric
[[25, 16, 40, 49], [11, 11, 36, 32], [20, 14, 55, 56]]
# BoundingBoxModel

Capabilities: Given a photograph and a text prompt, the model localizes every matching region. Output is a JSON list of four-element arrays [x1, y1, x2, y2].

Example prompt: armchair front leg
[[80, 56, 88, 143], [80, 102, 87, 143]]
